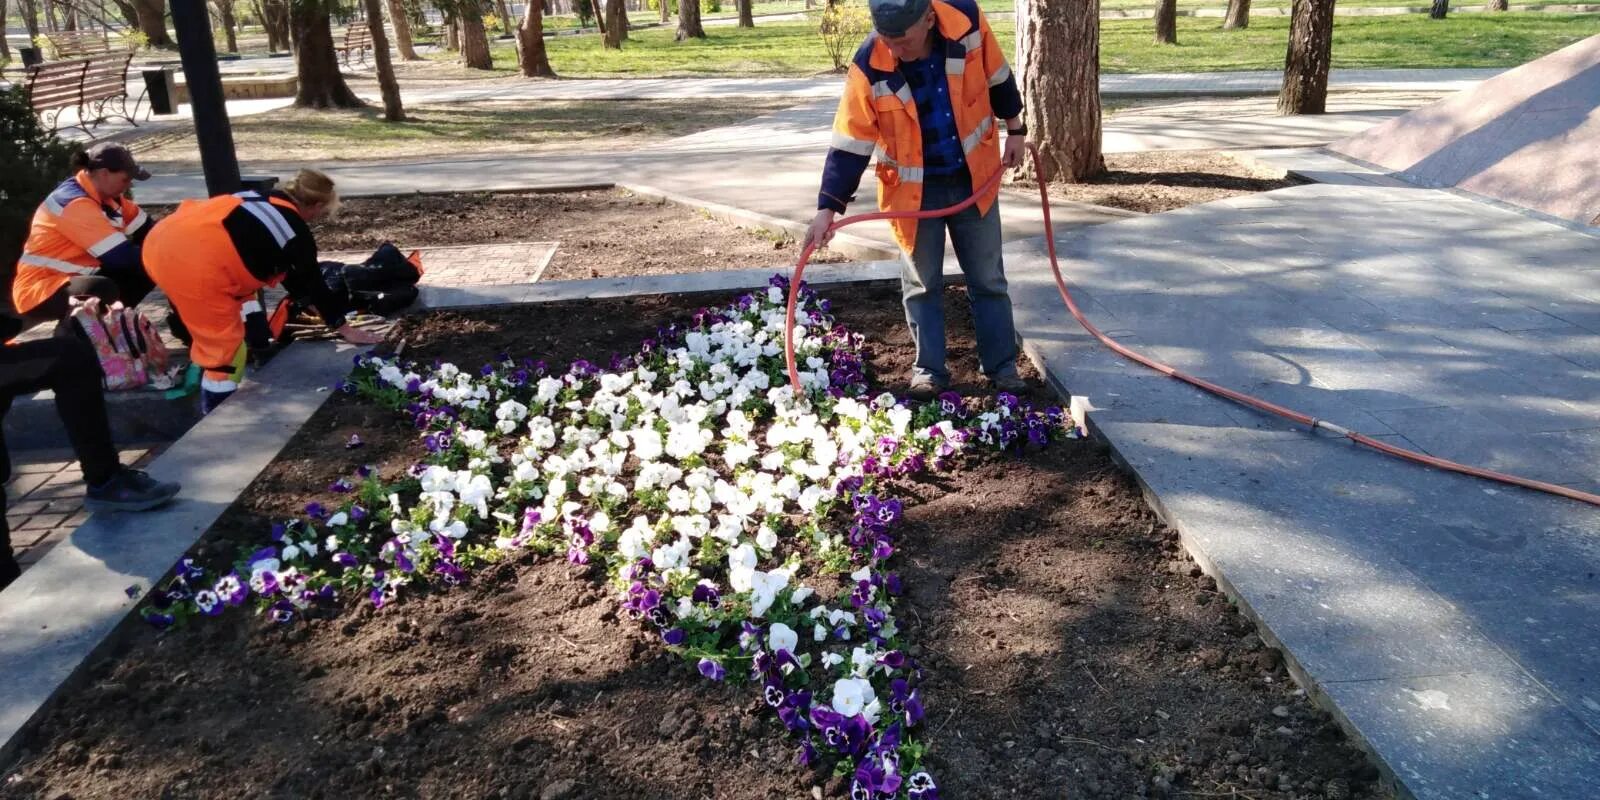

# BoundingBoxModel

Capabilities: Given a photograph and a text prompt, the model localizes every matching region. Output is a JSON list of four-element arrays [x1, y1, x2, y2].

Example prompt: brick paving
[[9, 446, 162, 572]]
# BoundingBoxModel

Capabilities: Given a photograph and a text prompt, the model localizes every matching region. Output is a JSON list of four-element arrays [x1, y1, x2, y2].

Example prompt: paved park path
[[36, 59, 1600, 797]]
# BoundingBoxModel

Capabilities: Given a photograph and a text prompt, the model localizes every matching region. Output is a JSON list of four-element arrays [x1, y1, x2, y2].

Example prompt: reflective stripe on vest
[[960, 115, 993, 155], [18, 252, 98, 275], [831, 131, 877, 156], [233, 191, 296, 247]]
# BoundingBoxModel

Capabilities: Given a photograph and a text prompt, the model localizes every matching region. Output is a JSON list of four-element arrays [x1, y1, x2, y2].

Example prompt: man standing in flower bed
[[803, 0, 1029, 401]]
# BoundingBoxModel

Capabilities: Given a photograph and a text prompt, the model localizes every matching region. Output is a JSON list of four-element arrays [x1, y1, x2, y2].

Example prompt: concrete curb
[[0, 340, 358, 768], [618, 182, 902, 262]]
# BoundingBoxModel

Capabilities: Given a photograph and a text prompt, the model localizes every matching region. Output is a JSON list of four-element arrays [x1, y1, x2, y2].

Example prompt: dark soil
[[314, 189, 850, 281], [1019, 150, 1301, 214], [0, 285, 1385, 800]]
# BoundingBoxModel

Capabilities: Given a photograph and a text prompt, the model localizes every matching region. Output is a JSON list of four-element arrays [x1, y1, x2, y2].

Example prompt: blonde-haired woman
[[143, 169, 381, 413]]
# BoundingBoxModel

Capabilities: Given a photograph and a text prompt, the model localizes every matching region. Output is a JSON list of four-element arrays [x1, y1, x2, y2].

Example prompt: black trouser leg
[[96, 262, 156, 308], [0, 336, 121, 486], [28, 276, 123, 338]]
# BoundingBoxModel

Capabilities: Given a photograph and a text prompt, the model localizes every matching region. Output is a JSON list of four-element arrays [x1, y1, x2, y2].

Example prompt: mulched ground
[[1019, 150, 1301, 214], [315, 189, 850, 281], [0, 284, 1385, 800]]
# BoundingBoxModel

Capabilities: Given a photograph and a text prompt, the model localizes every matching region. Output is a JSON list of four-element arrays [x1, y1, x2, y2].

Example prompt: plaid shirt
[[900, 33, 966, 178]]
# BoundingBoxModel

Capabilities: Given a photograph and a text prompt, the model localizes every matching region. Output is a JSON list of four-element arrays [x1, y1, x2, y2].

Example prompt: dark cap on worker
[[84, 142, 151, 181], [869, 0, 932, 37]]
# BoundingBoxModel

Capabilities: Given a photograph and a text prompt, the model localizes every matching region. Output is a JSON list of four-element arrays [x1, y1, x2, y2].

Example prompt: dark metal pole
[[170, 0, 241, 196]]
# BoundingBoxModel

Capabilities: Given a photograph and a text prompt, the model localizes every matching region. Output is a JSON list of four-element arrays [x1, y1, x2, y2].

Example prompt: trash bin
[[20, 47, 43, 68], [142, 67, 179, 115], [240, 175, 280, 193]]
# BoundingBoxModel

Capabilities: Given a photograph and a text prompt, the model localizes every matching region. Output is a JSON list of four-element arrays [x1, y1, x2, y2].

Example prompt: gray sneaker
[[906, 373, 947, 402], [991, 372, 1030, 393], [85, 468, 182, 514]]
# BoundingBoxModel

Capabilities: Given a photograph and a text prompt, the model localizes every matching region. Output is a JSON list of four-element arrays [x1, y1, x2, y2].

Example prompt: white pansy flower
[[768, 622, 799, 655], [831, 677, 876, 717]]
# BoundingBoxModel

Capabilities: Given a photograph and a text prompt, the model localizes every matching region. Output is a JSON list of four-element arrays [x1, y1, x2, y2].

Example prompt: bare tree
[[675, 0, 702, 39], [1277, 0, 1334, 114], [386, 0, 421, 58], [1484, 0, 1506, 9], [516, 0, 556, 75], [457, 0, 492, 67], [1222, 0, 1249, 28], [20, 0, 42, 40], [602, 0, 624, 46], [131, 0, 173, 45], [215, 0, 240, 51], [361, 0, 405, 120], [737, 0, 752, 27], [1430, 0, 1447, 17], [1153, 0, 1175, 43], [1020, 0, 1104, 181], [293, 0, 365, 107]]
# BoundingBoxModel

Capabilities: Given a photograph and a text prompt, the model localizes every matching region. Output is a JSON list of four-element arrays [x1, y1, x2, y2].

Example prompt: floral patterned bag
[[67, 298, 175, 391]]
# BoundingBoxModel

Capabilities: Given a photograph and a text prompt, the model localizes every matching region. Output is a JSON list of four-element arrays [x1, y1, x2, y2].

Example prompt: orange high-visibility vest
[[15, 171, 150, 314], [825, 0, 1016, 253]]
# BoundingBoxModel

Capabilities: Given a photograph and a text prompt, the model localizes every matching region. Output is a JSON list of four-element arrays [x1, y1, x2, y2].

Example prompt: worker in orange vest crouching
[[14, 143, 160, 332], [142, 169, 382, 415]]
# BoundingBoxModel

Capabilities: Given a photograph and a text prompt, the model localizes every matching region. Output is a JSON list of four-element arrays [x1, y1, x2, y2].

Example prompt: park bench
[[335, 25, 374, 67], [44, 29, 114, 59], [23, 52, 144, 136]]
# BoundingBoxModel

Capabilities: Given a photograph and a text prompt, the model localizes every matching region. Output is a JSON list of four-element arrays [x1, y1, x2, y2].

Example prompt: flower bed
[[0, 282, 1385, 800]]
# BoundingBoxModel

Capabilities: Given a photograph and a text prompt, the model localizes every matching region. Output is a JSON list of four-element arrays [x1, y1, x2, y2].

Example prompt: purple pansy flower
[[697, 658, 727, 682]]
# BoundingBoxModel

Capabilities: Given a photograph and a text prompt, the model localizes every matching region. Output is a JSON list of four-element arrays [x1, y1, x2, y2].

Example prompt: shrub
[[818, 2, 870, 71], [0, 87, 75, 294]]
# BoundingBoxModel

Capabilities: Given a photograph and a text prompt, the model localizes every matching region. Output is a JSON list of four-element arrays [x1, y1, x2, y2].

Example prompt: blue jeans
[[901, 178, 1019, 385]]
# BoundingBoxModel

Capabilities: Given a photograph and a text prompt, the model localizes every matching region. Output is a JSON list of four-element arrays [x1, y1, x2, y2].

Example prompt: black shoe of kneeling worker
[[85, 467, 182, 514]]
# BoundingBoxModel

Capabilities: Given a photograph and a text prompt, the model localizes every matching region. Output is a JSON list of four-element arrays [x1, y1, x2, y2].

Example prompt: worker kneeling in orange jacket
[[142, 169, 382, 414]]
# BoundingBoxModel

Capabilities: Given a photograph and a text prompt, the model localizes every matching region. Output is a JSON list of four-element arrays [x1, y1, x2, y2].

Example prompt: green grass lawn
[[458, 12, 1594, 77], [1102, 12, 1599, 72]]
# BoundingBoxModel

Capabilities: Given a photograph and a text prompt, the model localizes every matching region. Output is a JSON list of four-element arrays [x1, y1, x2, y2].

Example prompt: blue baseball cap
[[869, 0, 932, 37]]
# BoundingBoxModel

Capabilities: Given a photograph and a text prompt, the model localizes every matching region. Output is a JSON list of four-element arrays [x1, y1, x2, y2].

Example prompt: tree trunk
[[259, 0, 289, 51], [517, 0, 556, 76], [1021, 0, 1104, 182], [361, 0, 405, 120], [1484, 0, 1506, 9], [1277, 0, 1334, 115], [1222, 0, 1249, 29], [592, 0, 605, 32], [219, 0, 239, 52], [292, 1, 365, 108], [385, 0, 421, 58], [21, 0, 41, 39], [459, 5, 492, 67], [676, 0, 702, 39], [737, 0, 753, 26], [112, 0, 140, 27], [659, 0, 668, 23], [603, 0, 624, 46], [1430, 0, 1447, 17], [131, 0, 173, 46], [0, 0, 9, 61], [446, 18, 459, 49], [496, 0, 512, 31], [1153, 0, 1175, 43]]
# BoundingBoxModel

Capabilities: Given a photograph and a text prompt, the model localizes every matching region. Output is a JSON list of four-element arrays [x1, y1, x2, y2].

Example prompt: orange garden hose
[[784, 142, 1600, 509]]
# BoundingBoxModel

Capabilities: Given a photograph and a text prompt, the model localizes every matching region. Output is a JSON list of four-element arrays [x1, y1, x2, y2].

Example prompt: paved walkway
[[43, 65, 1496, 145], [1005, 182, 1600, 799], [5, 447, 159, 570]]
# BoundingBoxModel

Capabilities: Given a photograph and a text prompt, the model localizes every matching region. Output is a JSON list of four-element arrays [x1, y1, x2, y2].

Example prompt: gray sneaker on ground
[[85, 467, 182, 514], [991, 372, 1030, 393], [906, 373, 947, 402]]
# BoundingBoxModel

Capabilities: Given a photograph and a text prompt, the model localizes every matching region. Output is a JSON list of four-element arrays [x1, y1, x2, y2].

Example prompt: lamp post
[[169, 0, 242, 196]]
